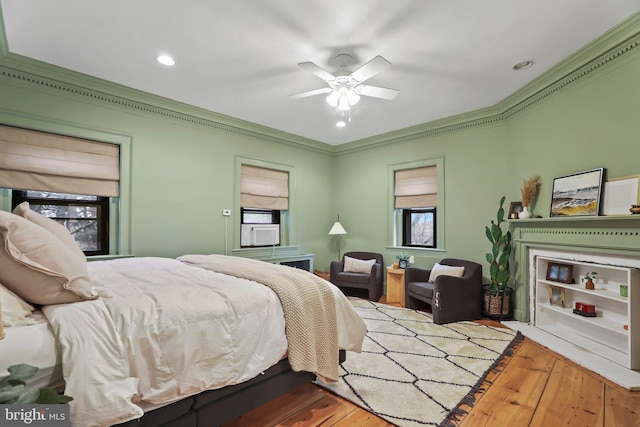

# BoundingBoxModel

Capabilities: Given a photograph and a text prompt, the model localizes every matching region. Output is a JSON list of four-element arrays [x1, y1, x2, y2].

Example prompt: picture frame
[[550, 168, 605, 217], [602, 175, 640, 216], [546, 262, 573, 284], [508, 201, 523, 219], [548, 286, 566, 308]]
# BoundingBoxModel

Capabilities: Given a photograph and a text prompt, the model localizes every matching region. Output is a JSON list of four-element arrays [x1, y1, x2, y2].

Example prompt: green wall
[[0, 12, 639, 316], [0, 71, 337, 267]]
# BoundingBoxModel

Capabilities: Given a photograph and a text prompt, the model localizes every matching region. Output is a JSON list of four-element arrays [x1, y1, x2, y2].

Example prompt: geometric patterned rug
[[317, 297, 523, 427]]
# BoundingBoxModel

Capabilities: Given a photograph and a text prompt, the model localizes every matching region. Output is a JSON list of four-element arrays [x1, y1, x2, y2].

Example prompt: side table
[[386, 267, 406, 307]]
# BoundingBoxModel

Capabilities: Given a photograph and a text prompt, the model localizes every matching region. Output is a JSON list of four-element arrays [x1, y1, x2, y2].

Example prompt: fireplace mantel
[[509, 216, 640, 321]]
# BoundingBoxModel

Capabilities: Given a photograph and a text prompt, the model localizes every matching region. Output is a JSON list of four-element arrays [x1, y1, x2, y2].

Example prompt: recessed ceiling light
[[512, 60, 534, 70], [157, 55, 175, 66], [336, 120, 346, 128]]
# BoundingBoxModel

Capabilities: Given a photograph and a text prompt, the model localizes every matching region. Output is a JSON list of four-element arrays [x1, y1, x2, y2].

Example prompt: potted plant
[[582, 271, 597, 290], [0, 364, 72, 404], [483, 196, 514, 319], [396, 253, 410, 269]]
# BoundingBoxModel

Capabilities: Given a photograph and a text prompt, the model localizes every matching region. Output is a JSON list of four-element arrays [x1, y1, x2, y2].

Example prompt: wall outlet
[[409, 256, 414, 264], [222, 209, 231, 216]]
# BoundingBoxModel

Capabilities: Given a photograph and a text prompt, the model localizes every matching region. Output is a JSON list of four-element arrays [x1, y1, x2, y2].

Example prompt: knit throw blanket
[[178, 254, 339, 383]]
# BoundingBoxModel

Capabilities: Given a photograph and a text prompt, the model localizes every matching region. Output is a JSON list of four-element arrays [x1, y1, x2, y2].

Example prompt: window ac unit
[[241, 224, 280, 247]]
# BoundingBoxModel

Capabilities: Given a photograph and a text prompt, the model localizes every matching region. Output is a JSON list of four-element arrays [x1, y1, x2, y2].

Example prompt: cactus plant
[[485, 196, 512, 292]]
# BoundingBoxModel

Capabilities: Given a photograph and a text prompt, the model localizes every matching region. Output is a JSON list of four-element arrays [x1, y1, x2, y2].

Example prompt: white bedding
[[40, 256, 365, 427], [0, 312, 63, 391]]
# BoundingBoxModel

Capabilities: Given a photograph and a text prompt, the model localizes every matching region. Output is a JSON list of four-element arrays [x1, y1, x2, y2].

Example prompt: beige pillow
[[0, 283, 36, 327], [0, 210, 97, 305], [344, 256, 376, 273], [12, 201, 85, 259], [429, 263, 465, 282]]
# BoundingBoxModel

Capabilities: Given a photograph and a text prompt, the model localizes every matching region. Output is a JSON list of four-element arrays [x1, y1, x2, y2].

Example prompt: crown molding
[[0, 9, 335, 156], [0, 7, 638, 157], [335, 11, 640, 155]]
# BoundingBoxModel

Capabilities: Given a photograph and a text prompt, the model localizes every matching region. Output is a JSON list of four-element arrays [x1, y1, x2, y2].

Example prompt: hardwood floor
[[224, 324, 640, 426]]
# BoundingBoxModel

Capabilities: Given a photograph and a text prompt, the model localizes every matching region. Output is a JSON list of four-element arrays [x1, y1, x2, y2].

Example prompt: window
[[388, 158, 444, 250], [241, 208, 280, 225], [402, 208, 436, 248], [12, 190, 109, 256]]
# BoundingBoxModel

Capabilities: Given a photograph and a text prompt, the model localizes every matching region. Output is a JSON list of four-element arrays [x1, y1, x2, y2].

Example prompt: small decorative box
[[575, 302, 595, 313]]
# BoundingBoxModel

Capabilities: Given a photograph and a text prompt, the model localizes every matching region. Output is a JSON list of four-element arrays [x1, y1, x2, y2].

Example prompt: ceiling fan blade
[[356, 84, 399, 100], [298, 62, 336, 82], [290, 87, 333, 99], [350, 55, 391, 83]]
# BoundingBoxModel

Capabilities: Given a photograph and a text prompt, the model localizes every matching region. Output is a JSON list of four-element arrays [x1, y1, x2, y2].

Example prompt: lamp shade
[[328, 221, 347, 235]]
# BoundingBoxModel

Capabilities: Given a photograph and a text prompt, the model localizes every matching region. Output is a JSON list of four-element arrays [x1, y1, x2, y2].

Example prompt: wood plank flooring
[[224, 317, 640, 426]]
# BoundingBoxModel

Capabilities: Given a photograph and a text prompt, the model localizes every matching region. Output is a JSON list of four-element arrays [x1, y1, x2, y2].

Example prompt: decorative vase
[[519, 206, 533, 219], [585, 279, 595, 290]]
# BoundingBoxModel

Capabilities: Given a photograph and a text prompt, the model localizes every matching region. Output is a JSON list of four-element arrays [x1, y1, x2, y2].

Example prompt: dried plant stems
[[521, 175, 541, 207]]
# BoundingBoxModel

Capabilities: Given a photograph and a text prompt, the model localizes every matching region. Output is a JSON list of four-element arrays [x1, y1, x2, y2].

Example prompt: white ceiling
[[2, 1, 639, 145]]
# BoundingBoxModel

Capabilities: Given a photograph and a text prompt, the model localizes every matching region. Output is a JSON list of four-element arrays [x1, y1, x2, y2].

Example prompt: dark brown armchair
[[330, 251, 384, 301], [404, 258, 482, 324]]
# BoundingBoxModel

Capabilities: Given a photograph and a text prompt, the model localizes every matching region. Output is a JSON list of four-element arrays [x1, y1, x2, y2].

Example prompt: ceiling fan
[[291, 54, 399, 115]]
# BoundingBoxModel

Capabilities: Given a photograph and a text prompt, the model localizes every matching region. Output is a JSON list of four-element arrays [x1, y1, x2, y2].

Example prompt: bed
[[0, 207, 367, 427]]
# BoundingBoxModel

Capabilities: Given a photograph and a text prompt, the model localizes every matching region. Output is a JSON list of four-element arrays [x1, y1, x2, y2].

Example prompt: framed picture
[[508, 201, 523, 219], [602, 175, 640, 215], [548, 286, 566, 308], [546, 262, 573, 284], [550, 168, 605, 217]]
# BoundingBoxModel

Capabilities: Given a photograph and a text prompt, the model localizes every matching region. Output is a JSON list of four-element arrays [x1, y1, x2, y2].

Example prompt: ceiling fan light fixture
[[337, 95, 350, 111], [326, 91, 340, 107], [346, 90, 360, 106]]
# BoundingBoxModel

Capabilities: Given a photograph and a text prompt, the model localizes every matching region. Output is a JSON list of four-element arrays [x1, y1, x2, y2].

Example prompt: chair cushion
[[344, 256, 376, 273], [428, 263, 465, 282], [407, 281, 434, 299], [336, 271, 371, 284]]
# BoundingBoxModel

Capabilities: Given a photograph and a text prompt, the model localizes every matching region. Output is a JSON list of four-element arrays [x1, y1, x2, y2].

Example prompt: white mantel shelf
[[508, 215, 640, 224], [504, 321, 640, 391]]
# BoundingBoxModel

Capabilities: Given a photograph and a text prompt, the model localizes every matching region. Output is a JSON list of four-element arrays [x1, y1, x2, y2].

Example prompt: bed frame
[[114, 351, 345, 427]]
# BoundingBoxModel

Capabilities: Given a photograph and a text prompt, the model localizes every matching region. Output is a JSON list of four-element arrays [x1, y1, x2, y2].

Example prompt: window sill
[[385, 246, 446, 253], [87, 254, 135, 261]]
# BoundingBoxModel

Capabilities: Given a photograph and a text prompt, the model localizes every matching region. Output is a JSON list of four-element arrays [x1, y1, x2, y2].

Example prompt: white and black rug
[[317, 298, 522, 427]]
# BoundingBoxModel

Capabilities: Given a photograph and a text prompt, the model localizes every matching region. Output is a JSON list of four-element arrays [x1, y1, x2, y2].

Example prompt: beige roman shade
[[395, 166, 437, 209], [0, 125, 120, 197], [241, 165, 289, 210]]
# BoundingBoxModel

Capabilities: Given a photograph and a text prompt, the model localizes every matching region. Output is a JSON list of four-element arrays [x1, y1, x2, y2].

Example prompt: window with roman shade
[[240, 164, 289, 210], [0, 124, 120, 197], [394, 166, 437, 209]]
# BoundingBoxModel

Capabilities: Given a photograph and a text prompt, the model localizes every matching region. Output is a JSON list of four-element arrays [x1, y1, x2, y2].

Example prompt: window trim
[[387, 157, 445, 251], [233, 156, 295, 255], [0, 112, 131, 256]]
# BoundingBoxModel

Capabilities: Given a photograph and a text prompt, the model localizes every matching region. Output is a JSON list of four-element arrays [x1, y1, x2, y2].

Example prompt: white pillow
[[12, 201, 85, 259], [0, 283, 36, 327], [0, 210, 97, 305], [344, 256, 376, 273], [429, 263, 465, 282]]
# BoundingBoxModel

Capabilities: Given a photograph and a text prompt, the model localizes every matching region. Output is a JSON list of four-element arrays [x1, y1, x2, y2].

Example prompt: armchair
[[404, 258, 482, 324], [330, 251, 383, 301]]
